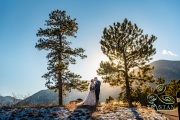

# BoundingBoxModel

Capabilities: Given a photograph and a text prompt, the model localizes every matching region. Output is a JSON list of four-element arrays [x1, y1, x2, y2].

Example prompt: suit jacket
[[95, 80, 101, 92]]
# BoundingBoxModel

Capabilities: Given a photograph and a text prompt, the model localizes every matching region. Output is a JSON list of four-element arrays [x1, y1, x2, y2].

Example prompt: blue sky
[[0, 0, 180, 97]]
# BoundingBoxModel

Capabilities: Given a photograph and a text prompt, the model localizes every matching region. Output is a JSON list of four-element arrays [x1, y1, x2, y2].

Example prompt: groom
[[94, 77, 101, 106]]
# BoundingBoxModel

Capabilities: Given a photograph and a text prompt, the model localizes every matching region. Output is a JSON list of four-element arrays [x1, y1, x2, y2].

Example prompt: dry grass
[[132, 101, 142, 108], [16, 104, 58, 109], [97, 100, 153, 113], [99, 100, 128, 113], [64, 102, 77, 111], [0, 104, 60, 109], [1, 101, 79, 110], [139, 106, 155, 113]]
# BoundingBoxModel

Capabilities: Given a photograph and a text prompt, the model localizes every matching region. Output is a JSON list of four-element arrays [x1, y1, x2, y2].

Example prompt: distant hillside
[[0, 96, 21, 107], [150, 60, 180, 83], [15, 60, 180, 106], [15, 82, 121, 106], [14, 89, 58, 107]]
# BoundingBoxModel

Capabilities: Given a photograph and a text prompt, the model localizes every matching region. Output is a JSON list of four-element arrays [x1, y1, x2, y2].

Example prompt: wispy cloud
[[162, 50, 178, 56]]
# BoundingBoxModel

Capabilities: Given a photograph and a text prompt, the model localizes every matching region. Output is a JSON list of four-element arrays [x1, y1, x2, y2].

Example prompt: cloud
[[162, 50, 178, 56]]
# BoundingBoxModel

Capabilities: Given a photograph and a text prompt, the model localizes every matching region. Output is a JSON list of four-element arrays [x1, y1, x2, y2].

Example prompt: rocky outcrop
[[0, 105, 170, 120]]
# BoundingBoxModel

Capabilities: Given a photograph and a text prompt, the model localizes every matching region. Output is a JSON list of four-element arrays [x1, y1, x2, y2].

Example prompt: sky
[[0, 0, 180, 97]]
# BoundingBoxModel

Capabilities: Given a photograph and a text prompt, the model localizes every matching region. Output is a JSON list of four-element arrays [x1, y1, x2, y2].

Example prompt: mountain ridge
[[0, 96, 21, 107], [1, 60, 180, 107], [14, 82, 121, 106], [150, 59, 180, 83]]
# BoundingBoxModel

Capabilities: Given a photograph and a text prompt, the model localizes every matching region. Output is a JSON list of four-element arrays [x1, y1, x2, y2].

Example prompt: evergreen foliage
[[97, 18, 157, 107], [106, 96, 114, 103], [165, 79, 180, 97], [35, 10, 88, 105], [133, 78, 180, 106]]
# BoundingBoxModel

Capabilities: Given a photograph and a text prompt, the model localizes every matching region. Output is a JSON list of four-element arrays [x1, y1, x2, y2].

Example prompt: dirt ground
[[158, 108, 179, 120]]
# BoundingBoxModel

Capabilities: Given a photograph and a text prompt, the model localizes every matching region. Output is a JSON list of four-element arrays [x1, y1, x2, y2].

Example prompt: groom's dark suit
[[95, 80, 101, 102]]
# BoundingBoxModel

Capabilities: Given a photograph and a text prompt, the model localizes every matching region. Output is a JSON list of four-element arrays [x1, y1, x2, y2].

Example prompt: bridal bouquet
[[90, 86, 96, 91]]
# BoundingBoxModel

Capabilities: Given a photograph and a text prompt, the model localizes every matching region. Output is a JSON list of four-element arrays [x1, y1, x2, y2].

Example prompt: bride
[[77, 79, 96, 106]]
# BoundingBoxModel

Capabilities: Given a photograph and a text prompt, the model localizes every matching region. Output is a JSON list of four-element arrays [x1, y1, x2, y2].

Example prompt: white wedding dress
[[77, 83, 96, 106]]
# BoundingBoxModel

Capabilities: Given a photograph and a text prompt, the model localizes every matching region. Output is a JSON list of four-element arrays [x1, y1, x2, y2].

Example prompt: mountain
[[150, 60, 180, 83], [0, 96, 21, 107], [15, 60, 180, 106], [15, 82, 121, 106]]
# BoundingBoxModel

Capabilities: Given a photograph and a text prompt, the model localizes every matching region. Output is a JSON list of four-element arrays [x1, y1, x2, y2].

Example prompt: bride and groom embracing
[[78, 77, 101, 106]]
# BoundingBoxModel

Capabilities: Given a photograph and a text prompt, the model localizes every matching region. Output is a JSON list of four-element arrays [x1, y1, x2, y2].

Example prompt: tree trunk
[[125, 73, 133, 107], [58, 34, 63, 106], [123, 51, 133, 107], [58, 73, 63, 106]]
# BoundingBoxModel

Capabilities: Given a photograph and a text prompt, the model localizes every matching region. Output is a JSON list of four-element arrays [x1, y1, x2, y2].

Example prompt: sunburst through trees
[[97, 18, 157, 107]]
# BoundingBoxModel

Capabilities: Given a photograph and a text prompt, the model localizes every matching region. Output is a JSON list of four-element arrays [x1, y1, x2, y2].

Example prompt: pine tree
[[97, 18, 157, 107], [154, 77, 165, 85], [165, 79, 180, 97], [35, 10, 88, 106]]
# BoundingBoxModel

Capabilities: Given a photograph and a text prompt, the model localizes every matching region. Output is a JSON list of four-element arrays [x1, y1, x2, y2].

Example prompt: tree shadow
[[130, 107, 143, 120]]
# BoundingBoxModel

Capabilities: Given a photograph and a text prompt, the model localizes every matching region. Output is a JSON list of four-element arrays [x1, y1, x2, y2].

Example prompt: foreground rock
[[0, 106, 94, 120], [0, 107, 70, 120], [0, 105, 170, 120], [67, 105, 94, 120], [92, 106, 170, 120]]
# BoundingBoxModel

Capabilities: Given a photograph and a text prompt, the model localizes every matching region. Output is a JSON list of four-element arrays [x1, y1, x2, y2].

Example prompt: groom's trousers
[[95, 90, 100, 101]]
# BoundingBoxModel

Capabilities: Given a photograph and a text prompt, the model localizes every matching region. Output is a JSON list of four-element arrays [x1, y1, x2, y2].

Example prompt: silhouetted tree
[[35, 10, 88, 106], [154, 77, 165, 85], [106, 96, 114, 103], [132, 83, 154, 105], [165, 79, 180, 97], [97, 18, 157, 107]]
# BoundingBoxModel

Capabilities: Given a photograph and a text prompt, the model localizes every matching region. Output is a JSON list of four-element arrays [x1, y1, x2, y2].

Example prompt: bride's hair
[[91, 79, 94, 82]]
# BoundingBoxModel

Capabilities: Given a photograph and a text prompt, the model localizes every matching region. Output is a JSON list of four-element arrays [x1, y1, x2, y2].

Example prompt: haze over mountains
[[0, 96, 21, 107], [1, 60, 180, 106], [150, 60, 180, 83], [14, 83, 121, 106]]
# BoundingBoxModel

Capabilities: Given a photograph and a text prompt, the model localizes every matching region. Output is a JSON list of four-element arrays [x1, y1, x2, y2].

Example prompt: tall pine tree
[[97, 18, 157, 107], [165, 79, 180, 97], [35, 10, 88, 106]]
